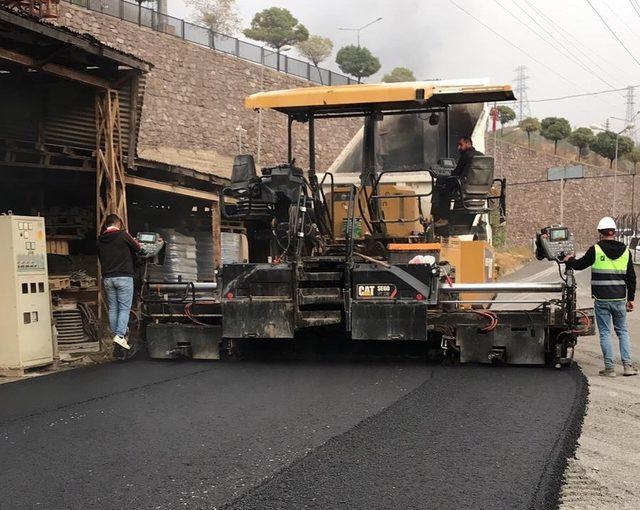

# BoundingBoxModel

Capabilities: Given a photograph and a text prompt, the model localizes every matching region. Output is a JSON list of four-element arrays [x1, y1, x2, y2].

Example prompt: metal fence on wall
[[68, 0, 355, 86]]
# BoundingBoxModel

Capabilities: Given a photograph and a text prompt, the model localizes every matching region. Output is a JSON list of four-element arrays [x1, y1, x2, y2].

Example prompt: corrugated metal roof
[[137, 147, 233, 182], [0, 6, 151, 70]]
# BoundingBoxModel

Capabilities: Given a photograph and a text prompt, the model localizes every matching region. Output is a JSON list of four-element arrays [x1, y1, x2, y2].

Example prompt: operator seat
[[230, 154, 258, 191], [221, 154, 270, 221], [434, 156, 499, 239], [455, 156, 495, 211]]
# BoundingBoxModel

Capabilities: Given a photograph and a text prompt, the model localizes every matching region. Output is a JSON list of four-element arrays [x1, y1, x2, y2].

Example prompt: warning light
[[415, 293, 424, 301], [226, 292, 234, 299]]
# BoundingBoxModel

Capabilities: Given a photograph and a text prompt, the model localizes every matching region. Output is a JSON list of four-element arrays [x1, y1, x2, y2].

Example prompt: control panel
[[535, 225, 575, 261], [430, 158, 457, 177], [0, 215, 53, 370], [15, 220, 47, 272], [136, 231, 165, 261]]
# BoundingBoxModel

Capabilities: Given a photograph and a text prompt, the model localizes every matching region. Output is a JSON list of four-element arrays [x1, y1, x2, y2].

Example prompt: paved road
[[0, 353, 585, 509]]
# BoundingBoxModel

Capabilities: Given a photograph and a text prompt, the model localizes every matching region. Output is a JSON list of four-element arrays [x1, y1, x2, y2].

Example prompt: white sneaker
[[113, 335, 131, 350]]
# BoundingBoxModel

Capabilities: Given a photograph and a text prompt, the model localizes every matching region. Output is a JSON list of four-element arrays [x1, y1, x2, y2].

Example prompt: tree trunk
[[577, 146, 581, 162], [610, 159, 614, 168], [500, 124, 504, 137], [554, 140, 558, 154], [527, 132, 531, 148], [315, 64, 323, 85]]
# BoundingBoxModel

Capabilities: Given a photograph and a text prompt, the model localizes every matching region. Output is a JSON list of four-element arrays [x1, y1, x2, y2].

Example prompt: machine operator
[[432, 135, 483, 228], [97, 213, 141, 351], [563, 217, 637, 377]]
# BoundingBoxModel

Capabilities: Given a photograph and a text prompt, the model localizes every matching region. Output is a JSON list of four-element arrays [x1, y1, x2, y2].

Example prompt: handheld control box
[[136, 232, 165, 261], [535, 225, 575, 261], [430, 158, 457, 177]]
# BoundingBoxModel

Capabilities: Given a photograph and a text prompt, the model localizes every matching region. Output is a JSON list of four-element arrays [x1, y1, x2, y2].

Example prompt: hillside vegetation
[[495, 127, 634, 172]]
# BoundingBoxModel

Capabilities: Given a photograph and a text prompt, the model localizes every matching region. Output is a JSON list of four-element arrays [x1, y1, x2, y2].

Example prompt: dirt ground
[[494, 245, 534, 277], [561, 292, 640, 508]]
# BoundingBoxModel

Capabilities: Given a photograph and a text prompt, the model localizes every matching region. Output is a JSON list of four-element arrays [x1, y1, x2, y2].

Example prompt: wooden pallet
[[0, 362, 55, 378], [47, 239, 69, 255], [71, 279, 97, 289], [46, 226, 88, 237], [49, 275, 71, 291], [45, 215, 91, 226], [221, 225, 247, 235], [58, 341, 100, 353]]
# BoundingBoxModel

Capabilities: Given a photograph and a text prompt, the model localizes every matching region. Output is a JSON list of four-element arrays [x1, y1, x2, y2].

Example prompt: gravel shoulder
[[561, 319, 640, 509]]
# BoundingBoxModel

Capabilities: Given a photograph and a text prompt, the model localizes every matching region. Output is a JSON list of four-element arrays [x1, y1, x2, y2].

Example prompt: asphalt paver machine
[[217, 81, 591, 366]]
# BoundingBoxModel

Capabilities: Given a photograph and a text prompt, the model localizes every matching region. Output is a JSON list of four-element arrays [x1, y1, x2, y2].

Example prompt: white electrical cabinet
[[0, 215, 53, 371]]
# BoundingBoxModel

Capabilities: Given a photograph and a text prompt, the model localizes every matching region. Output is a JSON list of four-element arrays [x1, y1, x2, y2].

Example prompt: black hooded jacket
[[566, 239, 636, 301], [451, 147, 483, 178], [97, 229, 141, 278]]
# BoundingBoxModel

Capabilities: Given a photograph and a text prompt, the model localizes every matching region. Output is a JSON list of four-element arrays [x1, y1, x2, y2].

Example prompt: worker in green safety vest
[[564, 217, 637, 377]]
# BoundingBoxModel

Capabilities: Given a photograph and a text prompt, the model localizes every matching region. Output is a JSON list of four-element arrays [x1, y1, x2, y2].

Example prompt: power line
[[448, 0, 596, 92], [601, 1, 640, 44], [500, 0, 616, 89], [632, 0, 640, 18], [524, 0, 635, 84], [585, 0, 640, 68], [530, 85, 639, 103]]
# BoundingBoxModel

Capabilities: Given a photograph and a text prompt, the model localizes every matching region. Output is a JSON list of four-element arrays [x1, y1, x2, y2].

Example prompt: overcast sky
[[169, 0, 640, 134]]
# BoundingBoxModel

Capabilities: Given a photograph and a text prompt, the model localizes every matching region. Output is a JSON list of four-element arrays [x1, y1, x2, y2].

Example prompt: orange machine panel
[[327, 184, 422, 239]]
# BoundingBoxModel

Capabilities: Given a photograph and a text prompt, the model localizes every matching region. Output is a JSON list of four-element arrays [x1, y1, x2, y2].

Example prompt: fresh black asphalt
[[0, 359, 587, 510]]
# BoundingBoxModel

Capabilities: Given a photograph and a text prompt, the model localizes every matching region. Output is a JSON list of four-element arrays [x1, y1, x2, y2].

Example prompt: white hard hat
[[597, 217, 617, 231]]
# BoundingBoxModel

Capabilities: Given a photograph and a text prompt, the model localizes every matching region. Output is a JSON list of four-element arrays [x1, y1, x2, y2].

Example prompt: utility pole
[[559, 178, 565, 225], [513, 66, 531, 122], [491, 103, 500, 178], [626, 86, 637, 142]]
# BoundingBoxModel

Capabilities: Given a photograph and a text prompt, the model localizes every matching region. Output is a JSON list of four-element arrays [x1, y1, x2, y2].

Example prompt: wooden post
[[128, 75, 139, 169], [96, 89, 128, 233], [95, 89, 128, 329]]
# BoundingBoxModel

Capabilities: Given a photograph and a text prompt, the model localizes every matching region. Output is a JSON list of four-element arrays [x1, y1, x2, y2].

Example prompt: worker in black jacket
[[432, 135, 483, 227], [97, 214, 141, 350], [564, 217, 637, 377]]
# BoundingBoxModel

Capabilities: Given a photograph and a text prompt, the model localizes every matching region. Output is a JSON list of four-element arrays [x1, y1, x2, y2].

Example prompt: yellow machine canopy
[[245, 81, 515, 116]]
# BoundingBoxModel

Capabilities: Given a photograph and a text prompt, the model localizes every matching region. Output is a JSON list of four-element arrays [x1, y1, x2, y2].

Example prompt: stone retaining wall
[[487, 139, 636, 248], [55, 3, 359, 177]]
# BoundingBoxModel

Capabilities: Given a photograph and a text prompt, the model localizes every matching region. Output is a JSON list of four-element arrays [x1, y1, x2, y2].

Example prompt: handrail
[[368, 169, 435, 225], [345, 184, 357, 263], [319, 171, 335, 240]]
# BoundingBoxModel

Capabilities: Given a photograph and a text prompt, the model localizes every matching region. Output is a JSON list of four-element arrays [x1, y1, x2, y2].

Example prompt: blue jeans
[[594, 299, 632, 368], [103, 276, 134, 338]]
